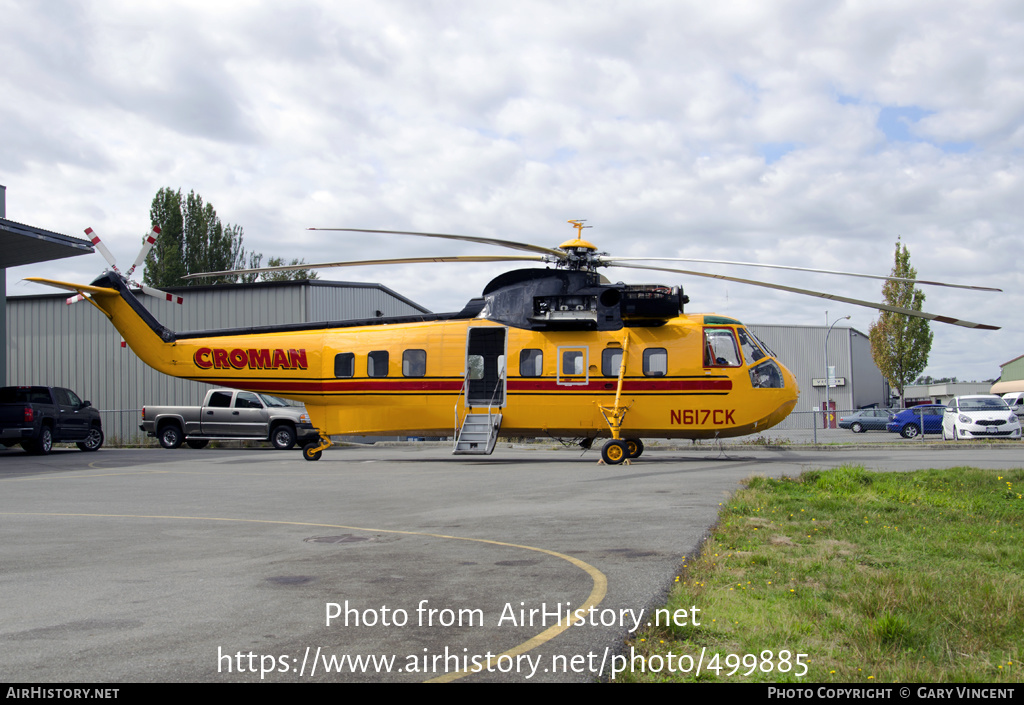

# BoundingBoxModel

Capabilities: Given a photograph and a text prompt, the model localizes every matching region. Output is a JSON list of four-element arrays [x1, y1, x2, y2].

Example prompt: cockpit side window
[[704, 328, 741, 367], [736, 327, 766, 365]]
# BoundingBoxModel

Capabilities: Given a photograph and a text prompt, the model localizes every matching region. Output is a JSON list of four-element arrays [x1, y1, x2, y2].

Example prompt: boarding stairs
[[453, 412, 503, 455], [453, 367, 504, 455]]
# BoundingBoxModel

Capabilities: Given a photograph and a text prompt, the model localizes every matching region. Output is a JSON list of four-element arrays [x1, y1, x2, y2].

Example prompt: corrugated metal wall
[[308, 282, 427, 321], [5, 280, 429, 444]]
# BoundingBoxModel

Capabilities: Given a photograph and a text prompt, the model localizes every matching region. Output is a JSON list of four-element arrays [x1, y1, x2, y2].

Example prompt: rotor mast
[[557, 220, 603, 272]]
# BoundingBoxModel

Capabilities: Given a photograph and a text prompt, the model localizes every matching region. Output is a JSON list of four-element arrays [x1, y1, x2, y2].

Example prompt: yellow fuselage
[[73, 282, 798, 441]]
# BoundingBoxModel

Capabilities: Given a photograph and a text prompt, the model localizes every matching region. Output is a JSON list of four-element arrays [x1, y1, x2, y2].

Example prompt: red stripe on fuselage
[[200, 377, 733, 395]]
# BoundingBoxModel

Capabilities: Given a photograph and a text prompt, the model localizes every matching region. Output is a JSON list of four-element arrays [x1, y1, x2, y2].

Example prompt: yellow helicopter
[[29, 221, 1000, 464]]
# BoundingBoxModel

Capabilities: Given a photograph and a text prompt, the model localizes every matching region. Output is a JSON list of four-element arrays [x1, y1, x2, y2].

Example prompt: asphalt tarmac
[[2, 442, 1021, 683]]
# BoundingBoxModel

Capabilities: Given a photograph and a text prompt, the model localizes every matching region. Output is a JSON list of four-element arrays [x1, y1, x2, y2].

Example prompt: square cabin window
[[335, 352, 355, 378], [367, 351, 389, 378], [562, 350, 584, 375], [643, 348, 667, 377], [403, 349, 427, 377], [602, 348, 623, 377], [520, 349, 543, 377]]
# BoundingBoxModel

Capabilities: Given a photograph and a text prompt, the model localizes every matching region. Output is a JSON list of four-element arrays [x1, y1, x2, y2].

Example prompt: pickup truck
[[140, 389, 319, 450], [0, 386, 104, 454]]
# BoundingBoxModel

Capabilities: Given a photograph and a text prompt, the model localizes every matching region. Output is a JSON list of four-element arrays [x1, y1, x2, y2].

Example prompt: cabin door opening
[[466, 327, 507, 407]]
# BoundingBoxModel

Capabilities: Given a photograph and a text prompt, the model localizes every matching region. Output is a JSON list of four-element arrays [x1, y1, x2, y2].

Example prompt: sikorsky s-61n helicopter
[[29, 221, 1000, 464]]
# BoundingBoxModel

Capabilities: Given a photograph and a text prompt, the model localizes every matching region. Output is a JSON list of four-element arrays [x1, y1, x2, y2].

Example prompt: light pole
[[824, 314, 851, 428]]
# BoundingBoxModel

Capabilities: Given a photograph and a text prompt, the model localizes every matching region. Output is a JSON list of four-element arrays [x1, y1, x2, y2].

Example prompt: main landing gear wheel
[[601, 439, 629, 465], [625, 438, 644, 459], [302, 443, 323, 461]]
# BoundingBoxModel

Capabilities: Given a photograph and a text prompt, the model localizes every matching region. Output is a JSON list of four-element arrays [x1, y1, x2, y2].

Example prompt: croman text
[[194, 347, 308, 371]]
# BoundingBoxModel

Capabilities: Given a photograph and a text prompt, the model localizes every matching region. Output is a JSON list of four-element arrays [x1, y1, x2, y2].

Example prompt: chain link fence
[[97, 409, 149, 446], [733, 408, 936, 445]]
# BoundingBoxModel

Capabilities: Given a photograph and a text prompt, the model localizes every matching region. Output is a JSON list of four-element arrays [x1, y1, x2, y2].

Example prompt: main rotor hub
[[555, 219, 604, 271]]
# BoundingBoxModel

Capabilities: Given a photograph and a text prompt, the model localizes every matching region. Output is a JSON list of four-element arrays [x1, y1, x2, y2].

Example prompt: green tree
[[145, 188, 187, 287], [260, 257, 320, 282], [144, 188, 250, 287], [869, 239, 933, 406], [144, 187, 318, 286]]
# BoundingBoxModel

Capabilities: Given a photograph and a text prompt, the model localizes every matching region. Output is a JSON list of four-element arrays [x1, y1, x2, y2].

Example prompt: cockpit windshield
[[704, 328, 741, 367], [736, 327, 767, 365]]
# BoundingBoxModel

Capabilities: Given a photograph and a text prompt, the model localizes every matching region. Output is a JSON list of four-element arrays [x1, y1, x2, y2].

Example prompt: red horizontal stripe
[[507, 379, 733, 392], [204, 378, 733, 394]]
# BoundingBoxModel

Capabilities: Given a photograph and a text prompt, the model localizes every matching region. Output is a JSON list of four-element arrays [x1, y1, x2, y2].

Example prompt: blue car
[[886, 405, 944, 438]]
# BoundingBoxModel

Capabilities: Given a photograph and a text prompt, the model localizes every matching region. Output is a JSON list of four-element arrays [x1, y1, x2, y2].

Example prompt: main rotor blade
[[309, 227, 568, 259], [602, 257, 1001, 292], [609, 262, 1000, 330], [182, 255, 548, 280]]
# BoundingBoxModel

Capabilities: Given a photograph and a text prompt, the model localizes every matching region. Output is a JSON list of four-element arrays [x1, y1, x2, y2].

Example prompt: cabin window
[[368, 350, 389, 377], [334, 352, 355, 378], [643, 348, 667, 377], [562, 350, 585, 375], [208, 391, 232, 408], [520, 349, 543, 377], [403, 349, 427, 377], [602, 348, 623, 377], [235, 392, 262, 409], [704, 328, 741, 367]]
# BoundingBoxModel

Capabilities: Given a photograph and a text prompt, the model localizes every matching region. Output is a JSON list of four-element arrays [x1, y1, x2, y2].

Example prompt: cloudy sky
[[2, 0, 1021, 382]]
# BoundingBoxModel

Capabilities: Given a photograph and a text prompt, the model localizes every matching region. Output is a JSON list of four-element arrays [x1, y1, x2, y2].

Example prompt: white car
[[941, 395, 1022, 441]]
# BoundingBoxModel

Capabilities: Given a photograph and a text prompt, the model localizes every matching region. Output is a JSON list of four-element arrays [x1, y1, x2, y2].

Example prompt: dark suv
[[0, 386, 104, 454]]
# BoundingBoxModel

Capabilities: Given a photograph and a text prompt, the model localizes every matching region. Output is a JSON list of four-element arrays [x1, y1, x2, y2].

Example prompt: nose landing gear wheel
[[601, 439, 629, 465]]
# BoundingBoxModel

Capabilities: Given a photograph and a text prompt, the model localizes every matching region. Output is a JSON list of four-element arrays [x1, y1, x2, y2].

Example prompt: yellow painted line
[[3, 511, 607, 683]]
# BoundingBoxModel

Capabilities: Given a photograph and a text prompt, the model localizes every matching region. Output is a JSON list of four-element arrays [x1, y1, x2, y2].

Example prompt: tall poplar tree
[[868, 238, 933, 405], [144, 188, 249, 287], [144, 187, 318, 286], [145, 188, 187, 287]]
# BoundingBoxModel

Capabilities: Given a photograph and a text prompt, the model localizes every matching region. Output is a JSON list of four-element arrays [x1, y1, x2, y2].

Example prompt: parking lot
[[2, 442, 1021, 682]]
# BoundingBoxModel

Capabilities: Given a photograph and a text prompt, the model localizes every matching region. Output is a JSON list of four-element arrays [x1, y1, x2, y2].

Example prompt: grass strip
[[617, 465, 1023, 683]]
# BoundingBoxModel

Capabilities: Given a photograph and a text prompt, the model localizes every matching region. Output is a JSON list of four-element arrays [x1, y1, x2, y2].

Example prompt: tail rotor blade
[[139, 284, 184, 305], [84, 227, 120, 274], [66, 293, 88, 305], [124, 226, 160, 279]]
